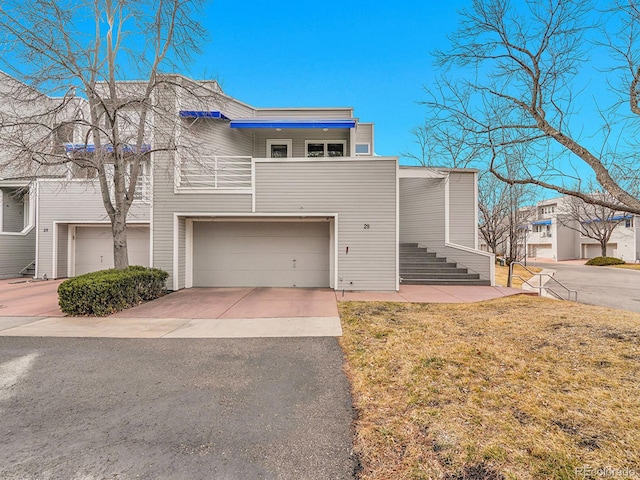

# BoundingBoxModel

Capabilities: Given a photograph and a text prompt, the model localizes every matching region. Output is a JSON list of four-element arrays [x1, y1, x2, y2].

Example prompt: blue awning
[[582, 214, 633, 224], [179, 110, 230, 120], [229, 118, 356, 129], [65, 143, 151, 153], [532, 219, 552, 225], [612, 214, 633, 221]]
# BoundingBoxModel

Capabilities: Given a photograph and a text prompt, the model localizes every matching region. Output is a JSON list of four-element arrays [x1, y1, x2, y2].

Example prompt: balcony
[[177, 156, 252, 192]]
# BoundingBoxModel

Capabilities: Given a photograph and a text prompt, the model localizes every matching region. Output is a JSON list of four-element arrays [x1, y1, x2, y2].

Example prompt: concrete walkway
[[336, 284, 533, 303], [0, 315, 343, 338], [0, 282, 533, 339]]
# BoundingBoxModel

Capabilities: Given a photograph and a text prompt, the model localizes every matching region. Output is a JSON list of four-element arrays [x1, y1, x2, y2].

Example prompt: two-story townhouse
[[577, 214, 639, 261], [524, 196, 640, 261], [3, 73, 494, 289], [0, 71, 69, 278]]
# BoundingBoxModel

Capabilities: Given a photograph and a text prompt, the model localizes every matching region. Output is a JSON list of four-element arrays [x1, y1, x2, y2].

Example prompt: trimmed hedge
[[585, 256, 625, 266], [58, 266, 169, 316]]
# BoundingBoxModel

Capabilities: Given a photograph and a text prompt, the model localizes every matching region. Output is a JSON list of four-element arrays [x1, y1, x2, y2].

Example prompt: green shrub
[[58, 266, 169, 316], [585, 256, 625, 266]]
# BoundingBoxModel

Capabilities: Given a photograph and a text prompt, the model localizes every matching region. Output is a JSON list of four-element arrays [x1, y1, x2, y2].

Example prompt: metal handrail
[[508, 261, 578, 302], [19, 260, 35, 277]]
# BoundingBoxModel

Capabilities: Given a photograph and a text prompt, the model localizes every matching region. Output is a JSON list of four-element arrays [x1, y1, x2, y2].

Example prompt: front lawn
[[339, 296, 640, 479], [611, 264, 640, 271], [495, 264, 542, 288]]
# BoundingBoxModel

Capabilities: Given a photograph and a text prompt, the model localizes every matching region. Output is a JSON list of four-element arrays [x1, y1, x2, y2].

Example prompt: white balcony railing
[[133, 175, 150, 201], [177, 156, 252, 191]]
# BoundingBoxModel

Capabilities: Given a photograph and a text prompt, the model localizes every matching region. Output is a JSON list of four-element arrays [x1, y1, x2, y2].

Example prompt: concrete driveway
[[111, 287, 339, 319], [532, 261, 640, 313], [0, 280, 529, 339], [0, 278, 63, 317], [0, 281, 339, 320]]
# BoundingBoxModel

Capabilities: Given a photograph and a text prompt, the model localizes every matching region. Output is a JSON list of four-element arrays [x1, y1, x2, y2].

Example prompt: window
[[266, 139, 292, 158], [540, 206, 555, 215], [305, 140, 346, 158], [355, 143, 371, 155], [626, 218, 634, 228], [0, 187, 29, 233]]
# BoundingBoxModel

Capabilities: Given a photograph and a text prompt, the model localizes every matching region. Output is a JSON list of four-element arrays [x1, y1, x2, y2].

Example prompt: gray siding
[[1, 188, 25, 232], [37, 181, 150, 279], [152, 82, 255, 289], [253, 129, 351, 158], [448, 172, 476, 248], [256, 108, 352, 119], [399, 174, 492, 283], [0, 229, 35, 278], [152, 150, 252, 289], [180, 118, 253, 157], [434, 244, 493, 283], [255, 159, 397, 291], [399, 178, 446, 245], [556, 222, 578, 260], [355, 123, 373, 153], [57, 224, 68, 277]]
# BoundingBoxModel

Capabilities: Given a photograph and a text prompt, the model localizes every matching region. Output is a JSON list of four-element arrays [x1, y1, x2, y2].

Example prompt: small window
[[327, 143, 344, 157], [267, 139, 292, 158], [305, 140, 346, 158], [307, 143, 325, 157], [355, 143, 370, 155], [626, 218, 634, 228]]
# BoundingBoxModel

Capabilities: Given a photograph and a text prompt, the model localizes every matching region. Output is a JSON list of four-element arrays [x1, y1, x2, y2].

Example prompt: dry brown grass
[[611, 264, 640, 271], [339, 297, 640, 480], [495, 264, 542, 288]]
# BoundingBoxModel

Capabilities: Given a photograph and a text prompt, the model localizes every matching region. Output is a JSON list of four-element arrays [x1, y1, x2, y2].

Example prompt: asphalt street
[[532, 262, 640, 313], [0, 337, 356, 480]]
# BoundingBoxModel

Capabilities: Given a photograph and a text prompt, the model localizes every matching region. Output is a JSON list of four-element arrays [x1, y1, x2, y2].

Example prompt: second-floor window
[[267, 139, 292, 158], [305, 140, 346, 158]]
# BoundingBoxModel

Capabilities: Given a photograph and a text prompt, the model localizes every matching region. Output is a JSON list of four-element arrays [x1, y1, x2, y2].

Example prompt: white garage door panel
[[204, 253, 329, 271], [193, 222, 330, 287], [75, 226, 150, 275], [532, 244, 552, 258], [583, 243, 616, 259]]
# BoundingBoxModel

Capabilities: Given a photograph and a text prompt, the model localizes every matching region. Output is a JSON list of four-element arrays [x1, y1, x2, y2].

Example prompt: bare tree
[[420, 0, 640, 214], [556, 193, 628, 257], [478, 172, 534, 261], [478, 174, 511, 255], [0, 0, 205, 269]]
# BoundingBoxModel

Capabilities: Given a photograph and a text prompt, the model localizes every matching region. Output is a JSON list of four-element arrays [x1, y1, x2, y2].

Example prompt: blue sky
[[185, 0, 471, 163]]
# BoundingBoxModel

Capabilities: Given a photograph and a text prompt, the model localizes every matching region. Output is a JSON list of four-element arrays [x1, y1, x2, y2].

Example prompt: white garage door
[[531, 244, 553, 258], [583, 243, 617, 259], [192, 221, 330, 287], [75, 226, 150, 276]]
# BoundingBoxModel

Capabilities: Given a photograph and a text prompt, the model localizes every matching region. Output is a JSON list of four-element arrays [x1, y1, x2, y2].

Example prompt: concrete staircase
[[20, 260, 36, 278], [400, 243, 491, 286]]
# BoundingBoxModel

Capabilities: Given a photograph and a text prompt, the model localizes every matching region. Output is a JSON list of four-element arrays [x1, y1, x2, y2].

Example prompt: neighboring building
[[524, 196, 640, 262], [1, 73, 493, 288]]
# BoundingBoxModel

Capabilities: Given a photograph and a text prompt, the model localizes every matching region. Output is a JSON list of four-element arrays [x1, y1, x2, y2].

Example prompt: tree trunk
[[601, 243, 608, 258], [112, 214, 129, 269]]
